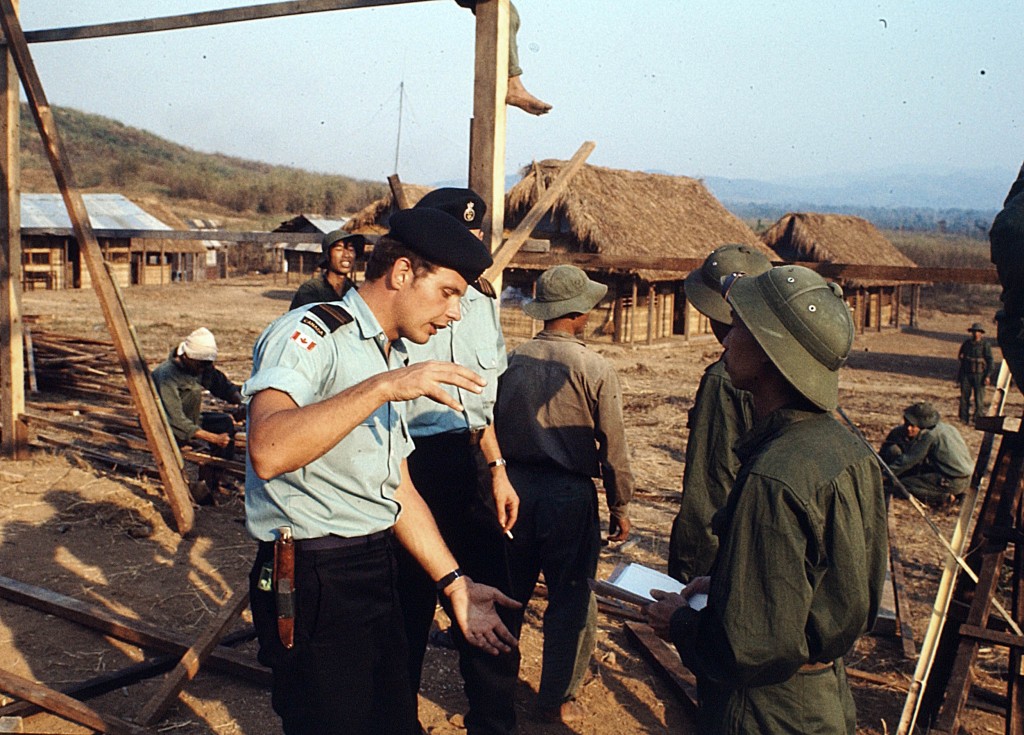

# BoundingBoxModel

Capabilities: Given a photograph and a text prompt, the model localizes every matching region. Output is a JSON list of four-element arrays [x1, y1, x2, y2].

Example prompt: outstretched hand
[[379, 361, 485, 411], [445, 576, 521, 655]]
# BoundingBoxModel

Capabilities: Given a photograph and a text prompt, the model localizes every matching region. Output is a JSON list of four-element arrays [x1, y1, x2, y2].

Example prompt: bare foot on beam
[[507, 75, 551, 115]]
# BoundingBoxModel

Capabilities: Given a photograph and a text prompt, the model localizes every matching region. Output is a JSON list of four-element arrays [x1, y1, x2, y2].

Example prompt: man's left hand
[[646, 589, 689, 640], [492, 474, 519, 532], [608, 515, 631, 542], [444, 576, 521, 655]]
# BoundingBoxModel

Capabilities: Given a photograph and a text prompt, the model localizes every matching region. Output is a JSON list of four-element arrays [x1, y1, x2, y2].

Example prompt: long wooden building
[[502, 160, 776, 343]]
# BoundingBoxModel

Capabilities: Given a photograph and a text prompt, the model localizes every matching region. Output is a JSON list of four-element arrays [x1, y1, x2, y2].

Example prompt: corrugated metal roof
[[304, 216, 347, 233], [22, 193, 172, 231]]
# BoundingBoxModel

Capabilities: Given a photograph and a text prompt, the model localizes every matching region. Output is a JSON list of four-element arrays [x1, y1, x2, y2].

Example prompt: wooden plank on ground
[[0, 575, 269, 685], [0, 667, 151, 735], [0, 627, 256, 720], [888, 511, 918, 659], [137, 589, 249, 726], [623, 621, 698, 712]]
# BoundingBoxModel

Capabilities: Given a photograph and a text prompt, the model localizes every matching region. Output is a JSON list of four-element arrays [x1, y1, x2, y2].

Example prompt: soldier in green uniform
[[991, 162, 1024, 394], [667, 244, 771, 583], [647, 266, 888, 735], [289, 230, 366, 311], [881, 401, 973, 506], [151, 327, 243, 496], [957, 322, 993, 424]]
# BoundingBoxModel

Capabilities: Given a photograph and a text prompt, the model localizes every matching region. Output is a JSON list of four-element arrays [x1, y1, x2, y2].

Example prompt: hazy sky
[[17, 1, 1024, 192]]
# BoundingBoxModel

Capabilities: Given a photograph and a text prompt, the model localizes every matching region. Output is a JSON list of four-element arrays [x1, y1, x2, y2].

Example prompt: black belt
[[260, 529, 392, 554]]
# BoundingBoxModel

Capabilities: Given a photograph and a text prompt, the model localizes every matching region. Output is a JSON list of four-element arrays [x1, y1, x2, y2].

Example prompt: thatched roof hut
[[759, 212, 917, 286], [759, 212, 920, 332], [343, 184, 433, 234], [506, 160, 772, 281]]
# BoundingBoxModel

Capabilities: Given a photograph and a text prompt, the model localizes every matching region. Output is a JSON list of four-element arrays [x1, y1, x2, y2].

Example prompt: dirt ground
[[1, 274, 1020, 734]]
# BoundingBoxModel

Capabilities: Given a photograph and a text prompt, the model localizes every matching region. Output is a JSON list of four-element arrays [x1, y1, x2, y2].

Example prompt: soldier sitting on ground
[[881, 401, 973, 507]]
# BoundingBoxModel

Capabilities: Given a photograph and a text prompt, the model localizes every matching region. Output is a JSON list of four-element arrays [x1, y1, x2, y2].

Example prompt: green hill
[[19, 105, 387, 229]]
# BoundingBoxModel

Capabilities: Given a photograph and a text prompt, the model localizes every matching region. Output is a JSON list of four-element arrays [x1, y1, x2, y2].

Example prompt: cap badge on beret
[[463, 202, 476, 223]]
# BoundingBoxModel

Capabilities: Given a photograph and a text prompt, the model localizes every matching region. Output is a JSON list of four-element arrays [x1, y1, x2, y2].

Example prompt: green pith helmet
[[683, 244, 773, 324], [903, 401, 940, 429], [726, 265, 854, 411]]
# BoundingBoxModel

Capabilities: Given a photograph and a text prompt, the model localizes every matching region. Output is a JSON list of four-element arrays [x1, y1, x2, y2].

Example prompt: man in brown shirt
[[495, 265, 633, 724]]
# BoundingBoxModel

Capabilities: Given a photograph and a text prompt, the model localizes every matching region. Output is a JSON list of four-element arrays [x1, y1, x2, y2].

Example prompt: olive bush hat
[[523, 265, 608, 321], [967, 322, 986, 333], [903, 401, 940, 429], [726, 265, 854, 411], [683, 244, 772, 324], [319, 229, 366, 267]]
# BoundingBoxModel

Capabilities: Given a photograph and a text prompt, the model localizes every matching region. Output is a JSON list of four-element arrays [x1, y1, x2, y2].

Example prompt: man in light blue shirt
[[245, 207, 520, 735], [397, 188, 519, 735]]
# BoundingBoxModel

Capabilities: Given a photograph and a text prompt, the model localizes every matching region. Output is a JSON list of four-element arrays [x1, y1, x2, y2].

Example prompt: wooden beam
[[0, 666, 151, 735], [0, 1, 194, 533], [623, 621, 698, 712], [388, 173, 410, 210], [0, 0, 22, 458], [0, 574, 269, 685], [21, 228, 337, 242], [481, 140, 595, 283], [468, 0, 508, 262], [505, 251, 998, 286], [137, 589, 249, 726], [0, 627, 255, 719], [20, 0, 434, 44]]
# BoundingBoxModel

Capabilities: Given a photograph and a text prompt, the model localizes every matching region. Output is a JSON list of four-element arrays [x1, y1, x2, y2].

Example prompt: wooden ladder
[[918, 413, 1024, 734]]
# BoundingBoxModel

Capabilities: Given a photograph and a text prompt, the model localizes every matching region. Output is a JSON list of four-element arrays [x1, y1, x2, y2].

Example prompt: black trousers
[[397, 432, 518, 735], [200, 411, 236, 460], [249, 534, 418, 735]]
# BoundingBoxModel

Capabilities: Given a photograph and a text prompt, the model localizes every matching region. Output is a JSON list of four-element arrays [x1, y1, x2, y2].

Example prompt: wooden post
[[646, 284, 655, 345], [629, 281, 638, 344], [0, 0, 24, 458], [0, 1, 194, 534], [388, 173, 409, 210], [894, 285, 901, 329], [613, 290, 623, 344], [910, 284, 920, 329], [467, 0, 508, 269]]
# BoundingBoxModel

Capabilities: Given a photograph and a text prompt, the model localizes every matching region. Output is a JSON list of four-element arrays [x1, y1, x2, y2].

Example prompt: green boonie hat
[[319, 229, 366, 267], [683, 244, 773, 324], [903, 401, 940, 429], [523, 265, 608, 321], [726, 265, 854, 411], [968, 322, 985, 333]]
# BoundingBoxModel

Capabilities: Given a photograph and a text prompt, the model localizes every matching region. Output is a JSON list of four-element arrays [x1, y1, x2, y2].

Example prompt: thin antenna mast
[[393, 80, 404, 173]]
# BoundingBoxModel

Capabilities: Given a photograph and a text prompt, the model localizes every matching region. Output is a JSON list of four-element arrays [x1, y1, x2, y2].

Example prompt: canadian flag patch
[[291, 331, 317, 351]]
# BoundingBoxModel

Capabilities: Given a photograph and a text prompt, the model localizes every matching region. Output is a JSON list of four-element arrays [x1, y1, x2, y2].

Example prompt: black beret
[[388, 208, 493, 283], [414, 187, 487, 230]]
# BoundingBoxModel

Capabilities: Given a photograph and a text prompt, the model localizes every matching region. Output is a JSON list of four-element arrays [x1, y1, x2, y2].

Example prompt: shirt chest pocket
[[473, 345, 499, 376]]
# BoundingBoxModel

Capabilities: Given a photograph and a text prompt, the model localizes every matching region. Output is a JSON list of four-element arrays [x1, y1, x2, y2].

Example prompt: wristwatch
[[487, 457, 507, 468], [435, 568, 464, 592]]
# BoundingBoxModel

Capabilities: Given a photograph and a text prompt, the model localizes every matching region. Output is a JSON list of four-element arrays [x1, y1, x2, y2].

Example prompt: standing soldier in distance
[[289, 230, 366, 310], [956, 322, 993, 425], [667, 244, 771, 582]]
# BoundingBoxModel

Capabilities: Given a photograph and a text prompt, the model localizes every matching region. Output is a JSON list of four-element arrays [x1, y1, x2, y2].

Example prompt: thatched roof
[[343, 184, 434, 234], [759, 212, 918, 287], [506, 160, 771, 281]]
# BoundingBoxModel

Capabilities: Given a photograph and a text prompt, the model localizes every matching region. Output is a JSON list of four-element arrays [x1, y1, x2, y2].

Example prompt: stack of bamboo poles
[[23, 329, 245, 486]]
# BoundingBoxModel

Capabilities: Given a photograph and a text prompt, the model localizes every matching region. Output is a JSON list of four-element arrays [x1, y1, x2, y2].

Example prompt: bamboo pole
[[0, 0, 194, 534]]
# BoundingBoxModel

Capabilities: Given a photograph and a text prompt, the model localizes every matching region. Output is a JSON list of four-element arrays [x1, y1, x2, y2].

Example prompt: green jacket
[[668, 358, 753, 581], [957, 337, 993, 381], [151, 356, 240, 442], [888, 420, 973, 480], [670, 408, 888, 735], [289, 274, 353, 311]]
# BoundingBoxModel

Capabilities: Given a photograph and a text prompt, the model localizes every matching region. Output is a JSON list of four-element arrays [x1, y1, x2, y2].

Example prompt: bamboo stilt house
[[759, 212, 922, 333], [502, 160, 775, 343]]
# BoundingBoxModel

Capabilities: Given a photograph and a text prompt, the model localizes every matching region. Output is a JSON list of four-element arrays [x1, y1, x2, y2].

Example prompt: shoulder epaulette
[[307, 303, 353, 333], [474, 277, 496, 299]]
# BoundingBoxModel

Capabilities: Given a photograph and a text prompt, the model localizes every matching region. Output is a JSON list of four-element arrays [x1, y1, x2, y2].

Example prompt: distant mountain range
[[700, 169, 1010, 212]]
